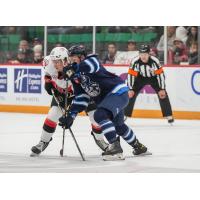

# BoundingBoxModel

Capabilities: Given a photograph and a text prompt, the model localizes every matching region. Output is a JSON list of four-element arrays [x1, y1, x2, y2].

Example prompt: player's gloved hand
[[63, 63, 78, 80], [44, 75, 57, 95], [158, 89, 166, 99], [128, 90, 135, 98], [58, 114, 74, 129]]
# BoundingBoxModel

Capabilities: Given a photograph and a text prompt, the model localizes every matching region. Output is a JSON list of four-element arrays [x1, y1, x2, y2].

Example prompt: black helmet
[[69, 45, 87, 57], [139, 44, 150, 53]]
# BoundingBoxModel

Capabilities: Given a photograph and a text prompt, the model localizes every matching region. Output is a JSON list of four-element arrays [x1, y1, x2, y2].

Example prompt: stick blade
[[60, 149, 64, 157]]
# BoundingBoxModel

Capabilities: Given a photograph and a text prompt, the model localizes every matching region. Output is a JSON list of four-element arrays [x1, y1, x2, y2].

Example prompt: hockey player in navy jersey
[[59, 45, 150, 160], [30, 47, 108, 157]]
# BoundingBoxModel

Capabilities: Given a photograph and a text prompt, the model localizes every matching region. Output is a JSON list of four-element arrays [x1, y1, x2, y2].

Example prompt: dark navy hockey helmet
[[139, 44, 150, 53], [69, 45, 87, 57]]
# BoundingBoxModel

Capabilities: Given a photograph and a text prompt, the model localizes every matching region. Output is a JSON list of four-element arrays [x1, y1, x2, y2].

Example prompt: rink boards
[[0, 64, 200, 119]]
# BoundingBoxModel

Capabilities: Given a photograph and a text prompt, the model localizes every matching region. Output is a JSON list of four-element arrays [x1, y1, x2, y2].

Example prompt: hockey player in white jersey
[[30, 47, 108, 156]]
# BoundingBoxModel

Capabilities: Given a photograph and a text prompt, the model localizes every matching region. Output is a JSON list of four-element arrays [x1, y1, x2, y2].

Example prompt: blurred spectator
[[168, 38, 188, 64], [19, 40, 33, 61], [157, 26, 176, 61], [150, 48, 158, 57], [33, 37, 42, 47], [33, 44, 43, 53], [127, 40, 137, 51], [176, 26, 188, 44], [157, 26, 176, 51], [19, 40, 29, 51], [188, 42, 198, 65], [9, 49, 31, 64], [33, 44, 43, 63], [0, 26, 17, 34], [186, 26, 198, 48], [102, 43, 117, 64], [33, 52, 43, 63], [0, 51, 14, 63]]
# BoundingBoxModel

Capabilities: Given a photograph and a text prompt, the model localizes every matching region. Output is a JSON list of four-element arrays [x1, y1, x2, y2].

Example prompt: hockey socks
[[116, 124, 136, 144], [41, 118, 57, 142], [98, 119, 117, 143]]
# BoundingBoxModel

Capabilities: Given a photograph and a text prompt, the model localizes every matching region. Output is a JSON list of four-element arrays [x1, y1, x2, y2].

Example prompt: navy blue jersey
[[69, 54, 128, 116]]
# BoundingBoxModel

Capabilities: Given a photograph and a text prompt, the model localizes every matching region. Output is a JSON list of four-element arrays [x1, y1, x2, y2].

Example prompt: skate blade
[[134, 151, 152, 157], [103, 153, 125, 161], [30, 152, 40, 157]]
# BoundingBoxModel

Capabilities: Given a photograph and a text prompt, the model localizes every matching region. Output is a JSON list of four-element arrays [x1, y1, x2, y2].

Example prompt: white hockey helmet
[[42, 55, 50, 67], [50, 47, 69, 63]]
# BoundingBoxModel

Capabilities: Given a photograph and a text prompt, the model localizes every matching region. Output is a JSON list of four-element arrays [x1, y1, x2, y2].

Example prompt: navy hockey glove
[[58, 114, 74, 129], [63, 63, 78, 80]]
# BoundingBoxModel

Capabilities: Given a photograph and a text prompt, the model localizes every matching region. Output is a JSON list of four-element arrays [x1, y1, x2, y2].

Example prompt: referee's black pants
[[124, 76, 173, 118]]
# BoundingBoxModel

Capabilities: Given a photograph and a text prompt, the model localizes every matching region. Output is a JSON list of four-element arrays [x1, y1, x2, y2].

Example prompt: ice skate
[[30, 138, 52, 157], [102, 140, 125, 161], [167, 116, 174, 125], [131, 139, 152, 156]]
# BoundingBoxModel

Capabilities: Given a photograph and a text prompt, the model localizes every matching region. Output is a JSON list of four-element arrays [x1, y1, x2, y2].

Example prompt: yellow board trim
[[132, 110, 200, 120], [0, 105, 200, 120], [0, 105, 50, 114]]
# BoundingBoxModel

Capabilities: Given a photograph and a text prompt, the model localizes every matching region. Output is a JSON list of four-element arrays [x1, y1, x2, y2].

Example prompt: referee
[[125, 44, 174, 124]]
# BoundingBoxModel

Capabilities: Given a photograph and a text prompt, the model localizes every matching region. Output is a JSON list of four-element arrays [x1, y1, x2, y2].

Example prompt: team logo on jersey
[[14, 68, 41, 93], [0, 68, 7, 92], [80, 75, 100, 97]]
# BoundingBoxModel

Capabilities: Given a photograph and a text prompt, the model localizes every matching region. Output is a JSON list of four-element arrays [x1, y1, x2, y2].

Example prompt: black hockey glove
[[44, 75, 57, 95], [45, 82, 55, 95], [54, 91, 74, 109], [58, 114, 74, 129], [63, 63, 77, 80]]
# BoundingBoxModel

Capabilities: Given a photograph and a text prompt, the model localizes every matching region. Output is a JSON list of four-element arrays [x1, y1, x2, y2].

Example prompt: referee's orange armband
[[155, 67, 164, 75], [128, 69, 138, 76]]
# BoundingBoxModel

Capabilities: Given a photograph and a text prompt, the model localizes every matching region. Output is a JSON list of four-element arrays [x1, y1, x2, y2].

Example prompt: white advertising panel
[[0, 64, 200, 112], [106, 65, 200, 112], [0, 65, 51, 106]]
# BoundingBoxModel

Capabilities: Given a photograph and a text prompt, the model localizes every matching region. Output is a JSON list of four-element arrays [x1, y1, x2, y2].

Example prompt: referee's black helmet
[[139, 44, 150, 53]]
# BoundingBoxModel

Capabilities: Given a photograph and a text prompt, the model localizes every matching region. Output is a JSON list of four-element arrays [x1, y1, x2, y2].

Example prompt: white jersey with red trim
[[42, 55, 72, 90]]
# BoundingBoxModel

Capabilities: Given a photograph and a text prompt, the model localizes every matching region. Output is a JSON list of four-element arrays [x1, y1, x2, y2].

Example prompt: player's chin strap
[[51, 88, 85, 161]]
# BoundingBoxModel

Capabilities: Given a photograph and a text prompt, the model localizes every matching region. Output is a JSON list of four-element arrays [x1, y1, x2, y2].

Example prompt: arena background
[[0, 26, 199, 119]]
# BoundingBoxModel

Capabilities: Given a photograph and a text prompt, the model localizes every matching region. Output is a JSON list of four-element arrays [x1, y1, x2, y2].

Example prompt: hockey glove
[[128, 90, 135, 98], [63, 63, 78, 80], [44, 75, 57, 95], [55, 92, 74, 109], [158, 89, 166, 99], [58, 114, 75, 129]]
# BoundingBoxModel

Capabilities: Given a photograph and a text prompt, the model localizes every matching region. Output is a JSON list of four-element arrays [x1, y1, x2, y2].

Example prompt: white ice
[[0, 112, 200, 172]]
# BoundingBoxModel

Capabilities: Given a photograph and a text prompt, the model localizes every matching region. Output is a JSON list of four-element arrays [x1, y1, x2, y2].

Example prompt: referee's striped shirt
[[127, 55, 166, 90]]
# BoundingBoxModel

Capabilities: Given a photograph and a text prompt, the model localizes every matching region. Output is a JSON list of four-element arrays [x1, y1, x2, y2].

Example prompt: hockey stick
[[51, 89, 85, 161], [51, 88, 67, 157], [68, 128, 85, 161]]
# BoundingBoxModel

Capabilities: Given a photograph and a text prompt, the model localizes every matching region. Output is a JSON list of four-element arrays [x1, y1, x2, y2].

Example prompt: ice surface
[[0, 112, 200, 172]]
